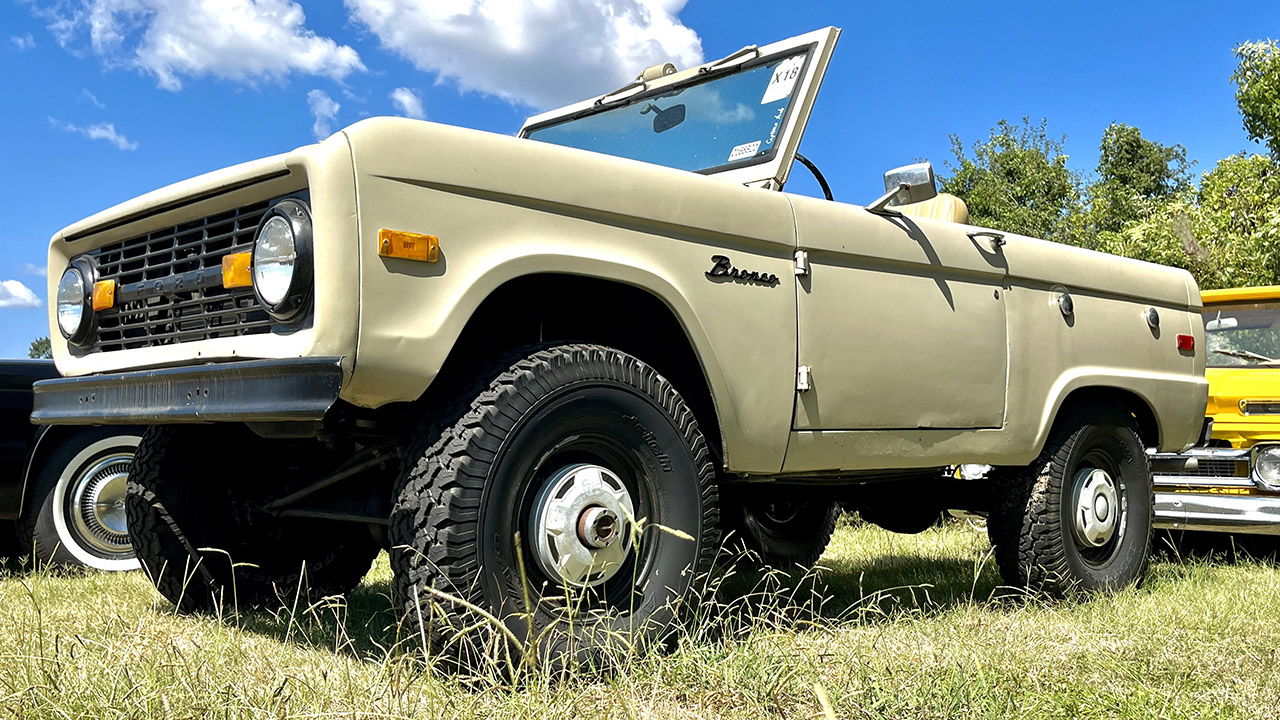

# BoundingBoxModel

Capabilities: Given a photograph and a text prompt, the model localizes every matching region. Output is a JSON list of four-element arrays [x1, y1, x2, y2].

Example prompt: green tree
[[1095, 154, 1280, 289], [939, 118, 1083, 242], [1232, 40, 1280, 157], [28, 336, 52, 359], [1089, 123, 1193, 233]]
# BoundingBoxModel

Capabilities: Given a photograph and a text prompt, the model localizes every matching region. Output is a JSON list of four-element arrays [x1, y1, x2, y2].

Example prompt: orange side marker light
[[378, 229, 439, 262]]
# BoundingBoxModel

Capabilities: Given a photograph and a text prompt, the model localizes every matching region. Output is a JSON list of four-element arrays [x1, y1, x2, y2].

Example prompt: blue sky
[[0, 0, 1275, 358]]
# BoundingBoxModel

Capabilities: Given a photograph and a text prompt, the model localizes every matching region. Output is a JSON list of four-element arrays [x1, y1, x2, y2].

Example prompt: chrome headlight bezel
[[56, 257, 96, 347], [252, 199, 313, 323], [1252, 445, 1280, 491]]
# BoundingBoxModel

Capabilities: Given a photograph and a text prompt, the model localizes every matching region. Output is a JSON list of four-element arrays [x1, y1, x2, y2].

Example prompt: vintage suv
[[33, 27, 1207, 660], [1152, 285, 1280, 534]]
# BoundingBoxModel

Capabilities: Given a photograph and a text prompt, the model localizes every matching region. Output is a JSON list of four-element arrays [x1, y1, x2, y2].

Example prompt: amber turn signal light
[[221, 251, 253, 289], [1176, 334, 1195, 351], [91, 279, 115, 311], [378, 229, 439, 262]]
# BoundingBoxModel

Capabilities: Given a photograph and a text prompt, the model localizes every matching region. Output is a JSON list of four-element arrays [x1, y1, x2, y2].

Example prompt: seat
[[894, 193, 970, 224]]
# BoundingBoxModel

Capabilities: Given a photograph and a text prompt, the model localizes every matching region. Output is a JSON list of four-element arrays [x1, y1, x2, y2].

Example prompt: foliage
[[1089, 123, 1193, 234], [1232, 40, 1280, 157], [1094, 153, 1280, 289], [940, 118, 1083, 243], [27, 336, 51, 359]]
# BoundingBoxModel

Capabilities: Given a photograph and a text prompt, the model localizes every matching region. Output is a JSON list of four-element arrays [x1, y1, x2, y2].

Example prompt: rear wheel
[[23, 428, 141, 571], [726, 496, 840, 568], [390, 344, 719, 670], [125, 426, 379, 612], [987, 406, 1152, 596]]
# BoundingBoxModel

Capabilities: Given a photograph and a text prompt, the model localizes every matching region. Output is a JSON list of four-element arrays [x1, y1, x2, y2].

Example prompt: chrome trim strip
[[1152, 475, 1256, 489], [1155, 491, 1280, 536]]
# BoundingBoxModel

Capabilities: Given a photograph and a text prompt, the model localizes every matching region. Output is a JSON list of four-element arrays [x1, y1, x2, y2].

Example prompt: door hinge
[[796, 365, 812, 392], [794, 249, 809, 276]]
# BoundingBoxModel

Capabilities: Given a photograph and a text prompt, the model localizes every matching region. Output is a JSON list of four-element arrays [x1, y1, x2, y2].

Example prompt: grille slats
[[1154, 458, 1249, 479], [86, 197, 291, 353]]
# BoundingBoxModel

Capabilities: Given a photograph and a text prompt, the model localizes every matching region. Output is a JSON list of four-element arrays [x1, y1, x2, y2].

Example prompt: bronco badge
[[705, 255, 780, 286]]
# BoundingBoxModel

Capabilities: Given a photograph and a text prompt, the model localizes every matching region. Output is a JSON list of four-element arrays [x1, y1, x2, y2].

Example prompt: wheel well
[[433, 274, 724, 462], [1053, 387, 1160, 448]]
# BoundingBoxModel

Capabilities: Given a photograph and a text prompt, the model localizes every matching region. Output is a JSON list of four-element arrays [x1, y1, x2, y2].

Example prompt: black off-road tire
[[22, 428, 141, 571], [726, 497, 840, 569], [987, 405, 1152, 596], [126, 425, 380, 613], [390, 344, 719, 671]]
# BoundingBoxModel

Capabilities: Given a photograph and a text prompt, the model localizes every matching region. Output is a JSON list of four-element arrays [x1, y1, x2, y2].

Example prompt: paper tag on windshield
[[760, 55, 805, 104], [728, 141, 761, 162]]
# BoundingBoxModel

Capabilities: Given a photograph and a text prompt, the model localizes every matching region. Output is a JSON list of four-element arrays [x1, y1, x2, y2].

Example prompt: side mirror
[[866, 161, 939, 215], [884, 162, 938, 206]]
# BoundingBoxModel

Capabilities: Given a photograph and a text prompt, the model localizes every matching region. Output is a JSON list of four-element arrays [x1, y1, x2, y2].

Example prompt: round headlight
[[56, 262, 95, 346], [1255, 446, 1280, 491], [254, 216, 296, 306], [252, 199, 312, 322]]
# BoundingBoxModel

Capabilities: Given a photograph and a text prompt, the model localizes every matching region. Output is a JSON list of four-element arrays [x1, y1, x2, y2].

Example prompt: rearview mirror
[[641, 102, 687, 134], [1206, 316, 1238, 331], [884, 162, 938, 206]]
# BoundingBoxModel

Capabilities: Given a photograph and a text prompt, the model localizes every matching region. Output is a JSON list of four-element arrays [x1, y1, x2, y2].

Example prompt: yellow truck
[[1153, 286, 1280, 534]]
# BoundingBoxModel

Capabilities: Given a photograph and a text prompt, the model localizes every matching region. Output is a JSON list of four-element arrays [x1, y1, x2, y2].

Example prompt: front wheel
[[390, 344, 720, 670], [987, 406, 1152, 596]]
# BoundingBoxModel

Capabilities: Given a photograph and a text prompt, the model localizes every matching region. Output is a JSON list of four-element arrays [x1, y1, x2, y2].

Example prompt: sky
[[0, 0, 1276, 359]]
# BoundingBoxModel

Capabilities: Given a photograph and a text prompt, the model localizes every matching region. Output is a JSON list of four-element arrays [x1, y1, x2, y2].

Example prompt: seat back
[[895, 193, 970, 224]]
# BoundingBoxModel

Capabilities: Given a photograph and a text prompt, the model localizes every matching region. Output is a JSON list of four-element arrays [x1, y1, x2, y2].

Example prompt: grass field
[[3, 521, 1280, 719]]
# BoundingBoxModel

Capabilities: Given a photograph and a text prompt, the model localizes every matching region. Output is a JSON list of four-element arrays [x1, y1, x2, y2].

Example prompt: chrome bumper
[[1150, 446, 1280, 535]]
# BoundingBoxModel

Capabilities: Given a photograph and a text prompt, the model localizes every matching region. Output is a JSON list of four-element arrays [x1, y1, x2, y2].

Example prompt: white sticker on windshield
[[728, 141, 762, 163], [761, 55, 805, 105]]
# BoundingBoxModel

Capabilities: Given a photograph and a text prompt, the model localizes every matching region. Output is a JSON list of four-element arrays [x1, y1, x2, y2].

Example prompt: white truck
[[33, 28, 1207, 664]]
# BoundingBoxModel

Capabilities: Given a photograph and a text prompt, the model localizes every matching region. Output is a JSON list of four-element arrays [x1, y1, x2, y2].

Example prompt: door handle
[[968, 231, 1006, 251]]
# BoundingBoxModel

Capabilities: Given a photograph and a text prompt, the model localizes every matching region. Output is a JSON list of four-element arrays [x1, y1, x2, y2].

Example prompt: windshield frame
[[518, 26, 840, 190], [1203, 298, 1280, 368], [520, 43, 818, 177]]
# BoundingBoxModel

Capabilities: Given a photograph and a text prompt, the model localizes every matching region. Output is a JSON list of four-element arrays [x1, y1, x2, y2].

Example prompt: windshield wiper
[[1213, 348, 1280, 364]]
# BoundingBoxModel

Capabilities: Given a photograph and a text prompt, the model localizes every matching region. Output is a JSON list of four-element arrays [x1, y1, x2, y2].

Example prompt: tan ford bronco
[[34, 27, 1208, 661]]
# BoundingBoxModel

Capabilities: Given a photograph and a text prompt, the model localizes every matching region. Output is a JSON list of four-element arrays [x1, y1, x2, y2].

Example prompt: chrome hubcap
[[1071, 467, 1119, 547], [529, 463, 635, 588], [69, 452, 133, 556]]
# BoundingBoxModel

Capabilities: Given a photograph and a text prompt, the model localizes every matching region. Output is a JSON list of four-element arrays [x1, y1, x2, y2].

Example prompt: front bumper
[[31, 357, 343, 425], [1151, 446, 1280, 535]]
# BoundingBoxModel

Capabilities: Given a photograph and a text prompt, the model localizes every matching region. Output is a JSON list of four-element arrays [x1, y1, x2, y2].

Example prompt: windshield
[[523, 46, 813, 175], [1204, 300, 1280, 367]]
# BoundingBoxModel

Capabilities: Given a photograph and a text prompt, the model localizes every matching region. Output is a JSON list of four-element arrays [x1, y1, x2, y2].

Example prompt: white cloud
[[80, 89, 106, 108], [50, 117, 138, 150], [38, 0, 364, 91], [22, 263, 47, 277], [0, 281, 41, 309], [345, 0, 704, 110], [389, 87, 425, 119], [307, 89, 340, 140], [11, 33, 37, 50]]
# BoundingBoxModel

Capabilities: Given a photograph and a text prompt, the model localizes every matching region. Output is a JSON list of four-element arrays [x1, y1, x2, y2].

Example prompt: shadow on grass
[[1154, 529, 1280, 564]]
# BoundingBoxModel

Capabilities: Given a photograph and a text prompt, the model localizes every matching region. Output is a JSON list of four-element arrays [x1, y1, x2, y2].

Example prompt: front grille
[[86, 195, 299, 352], [1154, 458, 1249, 479]]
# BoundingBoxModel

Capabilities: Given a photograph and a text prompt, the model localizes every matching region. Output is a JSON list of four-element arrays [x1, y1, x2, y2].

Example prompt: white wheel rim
[[1071, 467, 1120, 548], [528, 463, 636, 588]]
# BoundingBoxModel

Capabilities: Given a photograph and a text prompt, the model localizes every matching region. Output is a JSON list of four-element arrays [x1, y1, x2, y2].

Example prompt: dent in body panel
[[342, 118, 800, 473]]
